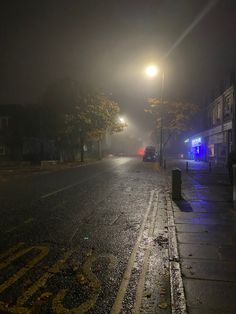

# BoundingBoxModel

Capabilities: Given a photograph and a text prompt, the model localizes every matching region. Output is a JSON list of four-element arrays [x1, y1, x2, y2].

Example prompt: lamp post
[[145, 65, 165, 166]]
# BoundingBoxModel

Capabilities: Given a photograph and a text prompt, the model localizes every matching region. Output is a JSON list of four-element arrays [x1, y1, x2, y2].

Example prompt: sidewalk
[[167, 160, 236, 313]]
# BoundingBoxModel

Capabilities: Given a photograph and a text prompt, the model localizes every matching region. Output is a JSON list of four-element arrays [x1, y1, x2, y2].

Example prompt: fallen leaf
[[77, 273, 88, 285], [159, 302, 168, 309], [86, 250, 92, 257], [40, 292, 52, 300], [160, 288, 166, 295], [4, 303, 14, 309], [23, 279, 32, 286]]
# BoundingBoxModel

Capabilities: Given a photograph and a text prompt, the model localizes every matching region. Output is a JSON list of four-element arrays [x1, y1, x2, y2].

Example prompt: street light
[[145, 65, 159, 78], [145, 64, 165, 166], [119, 116, 125, 124]]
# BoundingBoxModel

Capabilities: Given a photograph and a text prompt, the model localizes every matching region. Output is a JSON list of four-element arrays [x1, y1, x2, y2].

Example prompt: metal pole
[[209, 161, 212, 173], [186, 161, 189, 172], [159, 71, 165, 167], [163, 159, 166, 169], [232, 80, 236, 149], [233, 165, 236, 209]]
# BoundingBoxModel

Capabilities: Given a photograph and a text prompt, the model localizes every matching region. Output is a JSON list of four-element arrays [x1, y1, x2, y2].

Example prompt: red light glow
[[138, 148, 145, 156]]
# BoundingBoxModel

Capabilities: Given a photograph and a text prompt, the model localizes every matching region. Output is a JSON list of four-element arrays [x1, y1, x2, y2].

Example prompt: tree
[[41, 79, 124, 161], [65, 91, 125, 161], [145, 97, 199, 153], [42, 79, 125, 162]]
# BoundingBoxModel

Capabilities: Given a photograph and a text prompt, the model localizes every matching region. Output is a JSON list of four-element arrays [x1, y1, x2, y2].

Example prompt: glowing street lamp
[[145, 65, 158, 78], [119, 117, 125, 124], [145, 64, 165, 166]]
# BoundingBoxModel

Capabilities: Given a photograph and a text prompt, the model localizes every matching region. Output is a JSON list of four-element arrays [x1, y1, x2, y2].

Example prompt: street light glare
[[145, 65, 158, 78], [119, 117, 125, 124]]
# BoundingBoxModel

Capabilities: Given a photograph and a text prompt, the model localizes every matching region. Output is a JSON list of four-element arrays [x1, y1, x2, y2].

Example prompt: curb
[[0, 159, 101, 178], [167, 193, 187, 314]]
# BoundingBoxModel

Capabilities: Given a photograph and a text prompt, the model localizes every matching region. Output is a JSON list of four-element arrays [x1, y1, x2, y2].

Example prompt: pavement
[[165, 159, 236, 314], [0, 159, 99, 182]]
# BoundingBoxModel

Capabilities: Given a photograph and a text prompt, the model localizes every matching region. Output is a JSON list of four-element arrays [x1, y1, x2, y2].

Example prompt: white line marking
[[41, 161, 130, 199], [41, 171, 106, 199], [41, 182, 79, 199]]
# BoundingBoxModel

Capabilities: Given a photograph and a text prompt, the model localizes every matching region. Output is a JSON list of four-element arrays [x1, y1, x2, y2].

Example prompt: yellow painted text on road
[[0, 243, 117, 313]]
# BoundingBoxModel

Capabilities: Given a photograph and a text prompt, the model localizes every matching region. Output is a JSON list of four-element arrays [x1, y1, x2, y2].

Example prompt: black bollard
[[172, 168, 182, 200], [209, 161, 212, 173], [186, 161, 189, 173], [164, 159, 166, 169]]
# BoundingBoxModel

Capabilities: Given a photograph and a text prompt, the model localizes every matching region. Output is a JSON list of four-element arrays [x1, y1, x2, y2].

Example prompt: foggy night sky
[[0, 0, 236, 132]]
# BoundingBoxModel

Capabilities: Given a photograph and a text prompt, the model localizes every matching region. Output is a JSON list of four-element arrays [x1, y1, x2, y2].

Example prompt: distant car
[[143, 146, 158, 162]]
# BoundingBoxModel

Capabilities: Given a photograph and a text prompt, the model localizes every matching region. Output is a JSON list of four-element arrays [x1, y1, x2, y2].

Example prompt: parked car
[[143, 146, 158, 162]]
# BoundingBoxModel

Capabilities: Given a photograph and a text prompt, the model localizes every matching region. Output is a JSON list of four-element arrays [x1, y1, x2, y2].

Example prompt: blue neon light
[[192, 137, 202, 147]]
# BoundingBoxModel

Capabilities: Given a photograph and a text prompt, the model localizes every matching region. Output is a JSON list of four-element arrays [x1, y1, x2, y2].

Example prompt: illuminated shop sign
[[192, 137, 202, 147]]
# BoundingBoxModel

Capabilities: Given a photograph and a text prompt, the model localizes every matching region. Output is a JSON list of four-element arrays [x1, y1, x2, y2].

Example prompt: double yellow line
[[111, 189, 159, 313]]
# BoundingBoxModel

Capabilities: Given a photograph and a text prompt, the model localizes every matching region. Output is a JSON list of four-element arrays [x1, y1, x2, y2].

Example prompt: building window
[[224, 95, 233, 118], [212, 105, 219, 125], [0, 144, 6, 155], [208, 144, 214, 157], [228, 130, 232, 152], [212, 101, 222, 126], [228, 130, 232, 142]]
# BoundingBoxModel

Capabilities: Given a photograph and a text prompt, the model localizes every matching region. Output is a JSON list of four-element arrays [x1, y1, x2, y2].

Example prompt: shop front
[[207, 131, 229, 165], [191, 137, 206, 161]]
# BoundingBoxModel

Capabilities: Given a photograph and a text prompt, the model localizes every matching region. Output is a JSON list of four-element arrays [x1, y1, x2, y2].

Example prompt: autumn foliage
[[145, 97, 199, 148]]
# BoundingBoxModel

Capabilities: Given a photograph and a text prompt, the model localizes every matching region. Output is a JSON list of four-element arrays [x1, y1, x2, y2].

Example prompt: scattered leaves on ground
[[159, 302, 168, 309]]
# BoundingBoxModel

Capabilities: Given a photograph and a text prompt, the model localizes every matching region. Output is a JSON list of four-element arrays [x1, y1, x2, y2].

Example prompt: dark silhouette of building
[[0, 104, 56, 162]]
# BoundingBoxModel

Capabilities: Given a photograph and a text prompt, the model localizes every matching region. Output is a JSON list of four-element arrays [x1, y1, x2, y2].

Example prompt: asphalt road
[[0, 157, 171, 313]]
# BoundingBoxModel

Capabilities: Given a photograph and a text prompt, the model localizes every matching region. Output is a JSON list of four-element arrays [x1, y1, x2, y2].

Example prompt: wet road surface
[[0, 157, 171, 313]]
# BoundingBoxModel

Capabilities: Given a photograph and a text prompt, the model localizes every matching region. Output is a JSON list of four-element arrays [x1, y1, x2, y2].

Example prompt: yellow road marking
[[24, 218, 34, 224], [0, 248, 70, 314], [0, 247, 34, 270], [52, 253, 117, 313], [17, 251, 71, 306], [0, 243, 24, 260], [53, 254, 101, 314], [0, 246, 49, 294], [0, 246, 118, 313], [0, 301, 29, 314], [133, 199, 159, 313], [111, 190, 156, 314]]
